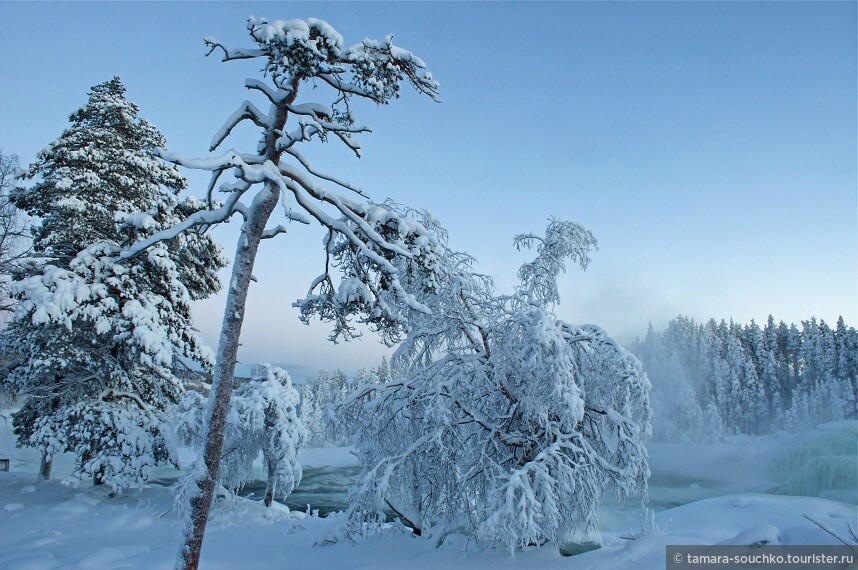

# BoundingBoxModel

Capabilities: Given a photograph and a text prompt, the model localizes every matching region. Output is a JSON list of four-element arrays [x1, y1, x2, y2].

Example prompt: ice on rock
[[767, 422, 858, 503]]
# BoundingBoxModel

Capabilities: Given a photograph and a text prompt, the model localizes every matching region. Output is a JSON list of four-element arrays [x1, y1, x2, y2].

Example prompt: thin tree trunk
[[264, 458, 276, 507], [38, 453, 52, 480], [39, 396, 60, 481], [93, 465, 105, 486], [177, 184, 281, 570]]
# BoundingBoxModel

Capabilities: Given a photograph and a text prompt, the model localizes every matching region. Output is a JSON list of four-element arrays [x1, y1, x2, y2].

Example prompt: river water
[[235, 423, 858, 533], [237, 467, 721, 531]]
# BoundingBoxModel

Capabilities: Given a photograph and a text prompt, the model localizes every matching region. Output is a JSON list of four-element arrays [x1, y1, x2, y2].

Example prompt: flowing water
[[230, 467, 763, 531], [238, 465, 362, 517]]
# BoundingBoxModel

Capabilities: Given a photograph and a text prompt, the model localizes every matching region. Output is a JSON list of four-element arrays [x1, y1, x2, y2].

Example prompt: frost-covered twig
[[803, 514, 858, 554]]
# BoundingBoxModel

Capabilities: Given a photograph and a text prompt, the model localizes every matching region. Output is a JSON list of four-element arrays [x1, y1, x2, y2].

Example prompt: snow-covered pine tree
[[295, 380, 322, 446], [335, 216, 651, 552], [633, 314, 857, 435], [834, 316, 858, 396], [376, 355, 391, 384], [113, 17, 441, 569], [723, 335, 747, 432], [6, 77, 226, 489]]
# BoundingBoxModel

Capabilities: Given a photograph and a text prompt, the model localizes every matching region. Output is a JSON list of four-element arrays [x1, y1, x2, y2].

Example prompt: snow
[[0, 473, 854, 569], [1, 412, 854, 568]]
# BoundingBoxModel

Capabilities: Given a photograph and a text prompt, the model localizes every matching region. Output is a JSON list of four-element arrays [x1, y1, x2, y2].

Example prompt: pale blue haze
[[1, 2, 855, 372]]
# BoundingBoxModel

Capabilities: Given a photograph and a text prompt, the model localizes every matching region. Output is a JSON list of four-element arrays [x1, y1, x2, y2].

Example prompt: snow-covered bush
[[175, 364, 306, 507], [333, 216, 651, 552], [31, 398, 174, 492]]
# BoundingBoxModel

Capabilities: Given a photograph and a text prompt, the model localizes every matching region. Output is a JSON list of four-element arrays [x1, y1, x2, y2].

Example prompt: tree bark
[[93, 465, 105, 486], [177, 184, 280, 570], [39, 396, 60, 481], [264, 458, 276, 507], [38, 453, 52, 480]]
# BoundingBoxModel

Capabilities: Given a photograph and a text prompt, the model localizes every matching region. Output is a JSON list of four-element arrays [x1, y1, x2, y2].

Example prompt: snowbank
[[1, 471, 855, 569]]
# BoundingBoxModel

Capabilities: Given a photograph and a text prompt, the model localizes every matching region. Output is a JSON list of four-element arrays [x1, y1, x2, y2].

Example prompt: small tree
[[0, 150, 29, 314], [115, 17, 440, 568], [7, 78, 225, 487], [337, 217, 651, 551], [175, 364, 305, 507], [0, 150, 29, 408]]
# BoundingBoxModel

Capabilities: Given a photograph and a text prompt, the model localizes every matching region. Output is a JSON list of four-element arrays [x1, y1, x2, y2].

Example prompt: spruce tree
[[6, 77, 226, 490]]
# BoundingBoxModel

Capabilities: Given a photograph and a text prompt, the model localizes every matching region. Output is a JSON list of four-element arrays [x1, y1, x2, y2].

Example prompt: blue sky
[[2, 2, 855, 376]]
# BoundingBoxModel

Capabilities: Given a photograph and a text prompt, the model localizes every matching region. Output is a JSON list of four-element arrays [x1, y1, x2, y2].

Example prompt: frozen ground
[[0, 415, 855, 569]]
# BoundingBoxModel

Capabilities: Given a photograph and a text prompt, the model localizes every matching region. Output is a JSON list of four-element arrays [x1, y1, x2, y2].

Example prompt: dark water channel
[[237, 465, 362, 517], [231, 467, 725, 531]]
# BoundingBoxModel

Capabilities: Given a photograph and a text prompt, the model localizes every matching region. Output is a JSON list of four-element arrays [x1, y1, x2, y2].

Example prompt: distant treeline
[[631, 315, 857, 441], [295, 357, 391, 447]]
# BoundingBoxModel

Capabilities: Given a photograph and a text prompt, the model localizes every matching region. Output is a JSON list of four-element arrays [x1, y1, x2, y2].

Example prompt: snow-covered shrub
[[31, 399, 174, 492], [331, 216, 651, 552]]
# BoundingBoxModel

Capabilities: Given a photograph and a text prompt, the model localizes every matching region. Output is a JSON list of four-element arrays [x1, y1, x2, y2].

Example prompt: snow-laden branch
[[278, 163, 414, 259], [99, 388, 149, 411], [209, 101, 272, 151], [281, 179, 416, 290], [121, 189, 246, 260], [123, 149, 314, 259], [261, 225, 288, 239], [204, 38, 266, 61], [274, 118, 370, 156], [284, 101, 334, 119], [317, 73, 374, 99], [244, 79, 278, 103], [284, 148, 367, 198]]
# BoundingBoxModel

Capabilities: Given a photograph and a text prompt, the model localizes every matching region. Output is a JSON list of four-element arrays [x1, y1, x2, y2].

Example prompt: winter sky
[[1, 2, 855, 376]]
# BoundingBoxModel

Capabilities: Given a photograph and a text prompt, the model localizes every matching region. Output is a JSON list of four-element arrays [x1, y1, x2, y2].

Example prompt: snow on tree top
[[247, 17, 345, 52]]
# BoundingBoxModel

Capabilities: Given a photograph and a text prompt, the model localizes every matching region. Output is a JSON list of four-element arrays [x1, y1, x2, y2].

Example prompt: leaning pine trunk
[[176, 74, 296, 570], [176, 184, 281, 570]]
